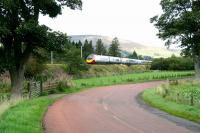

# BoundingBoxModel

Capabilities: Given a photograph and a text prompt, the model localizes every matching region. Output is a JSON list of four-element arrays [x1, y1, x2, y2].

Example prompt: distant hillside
[[70, 35, 180, 58]]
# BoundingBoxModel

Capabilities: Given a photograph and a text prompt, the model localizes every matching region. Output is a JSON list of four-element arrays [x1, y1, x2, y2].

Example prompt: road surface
[[44, 81, 200, 133]]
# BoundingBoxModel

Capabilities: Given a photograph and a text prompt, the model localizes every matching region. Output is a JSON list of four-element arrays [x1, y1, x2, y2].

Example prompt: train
[[86, 54, 152, 65]]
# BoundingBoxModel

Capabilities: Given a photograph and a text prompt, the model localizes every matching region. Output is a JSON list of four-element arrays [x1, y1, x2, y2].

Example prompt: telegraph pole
[[51, 51, 53, 64]]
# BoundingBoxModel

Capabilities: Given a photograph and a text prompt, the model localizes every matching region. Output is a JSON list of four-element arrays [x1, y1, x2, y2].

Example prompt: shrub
[[151, 55, 194, 70], [25, 57, 46, 79]]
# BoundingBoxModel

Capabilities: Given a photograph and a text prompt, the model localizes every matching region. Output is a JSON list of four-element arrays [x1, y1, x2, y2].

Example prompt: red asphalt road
[[44, 81, 197, 133]]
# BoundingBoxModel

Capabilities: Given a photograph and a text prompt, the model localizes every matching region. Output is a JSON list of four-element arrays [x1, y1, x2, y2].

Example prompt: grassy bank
[[0, 95, 63, 133], [0, 71, 194, 133], [142, 81, 200, 123], [77, 64, 150, 78]]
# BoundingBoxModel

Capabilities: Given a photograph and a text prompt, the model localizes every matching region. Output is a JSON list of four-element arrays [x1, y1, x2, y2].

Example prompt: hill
[[70, 35, 180, 58]]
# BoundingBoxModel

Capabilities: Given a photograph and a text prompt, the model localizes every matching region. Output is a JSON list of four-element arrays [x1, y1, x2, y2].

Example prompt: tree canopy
[[95, 39, 107, 55], [151, 55, 194, 71], [108, 37, 121, 57], [82, 39, 94, 59], [129, 50, 138, 59], [0, 0, 82, 98], [151, 0, 200, 77]]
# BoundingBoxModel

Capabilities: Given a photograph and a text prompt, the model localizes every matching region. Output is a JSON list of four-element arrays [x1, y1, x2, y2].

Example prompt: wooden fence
[[0, 80, 60, 102]]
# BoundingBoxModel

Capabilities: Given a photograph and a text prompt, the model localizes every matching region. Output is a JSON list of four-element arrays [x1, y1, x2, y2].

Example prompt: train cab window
[[87, 55, 94, 60]]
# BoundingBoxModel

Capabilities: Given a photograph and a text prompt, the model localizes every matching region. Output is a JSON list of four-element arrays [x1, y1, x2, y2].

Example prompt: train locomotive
[[86, 54, 151, 65]]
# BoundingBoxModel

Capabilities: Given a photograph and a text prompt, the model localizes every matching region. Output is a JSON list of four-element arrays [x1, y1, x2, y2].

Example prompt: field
[[73, 71, 193, 88], [142, 80, 200, 123], [0, 71, 194, 133]]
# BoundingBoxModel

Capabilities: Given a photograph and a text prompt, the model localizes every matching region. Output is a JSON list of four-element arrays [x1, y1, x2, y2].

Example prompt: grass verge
[[142, 89, 200, 123], [0, 95, 64, 133], [0, 71, 194, 133]]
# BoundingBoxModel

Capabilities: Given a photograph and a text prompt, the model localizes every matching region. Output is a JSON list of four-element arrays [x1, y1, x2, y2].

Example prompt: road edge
[[136, 91, 200, 132]]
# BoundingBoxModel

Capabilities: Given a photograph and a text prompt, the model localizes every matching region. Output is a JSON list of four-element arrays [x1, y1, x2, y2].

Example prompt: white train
[[86, 54, 151, 64]]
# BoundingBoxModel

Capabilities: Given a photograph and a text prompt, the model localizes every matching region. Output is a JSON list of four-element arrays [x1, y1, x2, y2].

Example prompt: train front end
[[86, 54, 96, 64]]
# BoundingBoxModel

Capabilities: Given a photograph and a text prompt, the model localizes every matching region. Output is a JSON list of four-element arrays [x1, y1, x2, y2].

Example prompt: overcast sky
[[39, 0, 165, 47]]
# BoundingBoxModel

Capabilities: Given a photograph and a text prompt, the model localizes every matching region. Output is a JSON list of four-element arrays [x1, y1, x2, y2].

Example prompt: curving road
[[44, 81, 200, 133]]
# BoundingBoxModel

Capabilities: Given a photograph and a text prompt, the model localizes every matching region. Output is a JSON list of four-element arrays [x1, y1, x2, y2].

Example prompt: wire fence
[[156, 80, 200, 106]]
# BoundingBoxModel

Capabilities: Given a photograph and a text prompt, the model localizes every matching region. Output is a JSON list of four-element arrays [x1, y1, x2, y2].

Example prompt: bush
[[151, 55, 194, 70], [25, 57, 46, 79]]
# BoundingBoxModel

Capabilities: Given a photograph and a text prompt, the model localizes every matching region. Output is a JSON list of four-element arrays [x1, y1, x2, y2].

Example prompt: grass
[[162, 81, 200, 106], [73, 71, 193, 89], [0, 95, 63, 133], [142, 84, 200, 123], [77, 64, 150, 78], [0, 71, 194, 133]]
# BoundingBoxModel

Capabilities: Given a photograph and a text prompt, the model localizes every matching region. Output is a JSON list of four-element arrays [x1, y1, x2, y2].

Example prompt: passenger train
[[86, 54, 151, 65]]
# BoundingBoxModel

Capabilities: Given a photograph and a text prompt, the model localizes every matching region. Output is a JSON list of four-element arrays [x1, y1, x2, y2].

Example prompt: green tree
[[64, 47, 88, 74], [83, 39, 94, 59], [150, 55, 194, 71], [95, 39, 107, 55], [0, 0, 82, 98], [76, 40, 82, 48], [151, 0, 200, 78], [129, 50, 138, 59], [109, 37, 121, 57]]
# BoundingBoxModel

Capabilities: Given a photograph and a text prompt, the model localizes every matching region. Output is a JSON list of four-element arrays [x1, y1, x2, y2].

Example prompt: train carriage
[[86, 54, 151, 65]]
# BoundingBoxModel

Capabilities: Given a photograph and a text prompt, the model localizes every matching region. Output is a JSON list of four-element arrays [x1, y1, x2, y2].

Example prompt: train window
[[87, 55, 93, 60]]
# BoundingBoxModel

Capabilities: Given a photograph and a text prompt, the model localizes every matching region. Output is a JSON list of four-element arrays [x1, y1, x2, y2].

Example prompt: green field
[[73, 71, 193, 89], [142, 80, 200, 123], [0, 71, 194, 133]]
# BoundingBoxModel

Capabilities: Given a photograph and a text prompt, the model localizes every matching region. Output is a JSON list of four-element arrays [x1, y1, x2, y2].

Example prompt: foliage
[[151, 55, 194, 70], [0, 0, 82, 97], [128, 50, 138, 59], [24, 57, 47, 79], [95, 39, 107, 55], [82, 39, 94, 59], [108, 37, 121, 57], [151, 0, 200, 77], [76, 40, 82, 49], [64, 47, 89, 74]]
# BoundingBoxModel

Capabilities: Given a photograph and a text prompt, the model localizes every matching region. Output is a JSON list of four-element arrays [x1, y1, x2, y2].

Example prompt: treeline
[[71, 37, 121, 59], [151, 55, 194, 70], [25, 37, 126, 76], [72, 38, 149, 60]]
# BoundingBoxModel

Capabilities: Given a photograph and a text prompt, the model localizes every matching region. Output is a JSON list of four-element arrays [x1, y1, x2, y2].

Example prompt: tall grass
[[142, 88, 200, 123], [155, 80, 200, 107], [142, 79, 200, 123]]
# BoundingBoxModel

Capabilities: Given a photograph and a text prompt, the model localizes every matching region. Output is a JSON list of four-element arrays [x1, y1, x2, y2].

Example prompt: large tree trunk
[[194, 56, 200, 79], [9, 65, 25, 100]]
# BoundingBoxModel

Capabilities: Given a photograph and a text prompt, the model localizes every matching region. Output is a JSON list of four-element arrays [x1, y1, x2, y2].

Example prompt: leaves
[[108, 37, 121, 57], [151, 0, 200, 56], [95, 39, 107, 55], [0, 0, 82, 72]]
